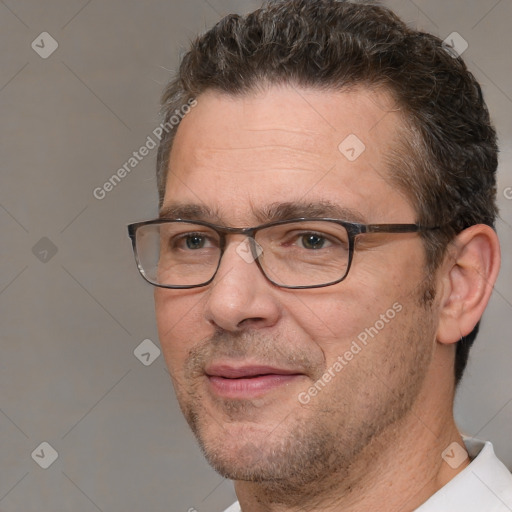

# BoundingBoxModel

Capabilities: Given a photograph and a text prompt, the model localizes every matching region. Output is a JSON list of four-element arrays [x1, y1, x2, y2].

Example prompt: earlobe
[[436, 224, 501, 345]]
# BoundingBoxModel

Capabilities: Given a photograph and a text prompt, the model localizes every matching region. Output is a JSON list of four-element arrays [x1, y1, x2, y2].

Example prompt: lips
[[205, 364, 304, 399], [206, 364, 300, 379]]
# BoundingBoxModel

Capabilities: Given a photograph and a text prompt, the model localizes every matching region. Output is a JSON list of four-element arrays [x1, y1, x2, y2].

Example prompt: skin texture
[[154, 85, 500, 512]]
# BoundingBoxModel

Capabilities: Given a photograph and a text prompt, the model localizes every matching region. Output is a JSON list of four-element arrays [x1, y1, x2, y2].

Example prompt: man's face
[[155, 86, 438, 488]]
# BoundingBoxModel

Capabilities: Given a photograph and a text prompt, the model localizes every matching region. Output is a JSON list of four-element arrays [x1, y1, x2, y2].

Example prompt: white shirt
[[223, 438, 512, 512]]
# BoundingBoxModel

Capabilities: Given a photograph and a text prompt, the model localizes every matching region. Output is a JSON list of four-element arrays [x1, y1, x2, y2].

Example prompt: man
[[128, 1, 512, 510]]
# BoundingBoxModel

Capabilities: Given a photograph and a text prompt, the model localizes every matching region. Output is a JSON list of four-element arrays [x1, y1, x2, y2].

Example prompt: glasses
[[127, 218, 439, 290]]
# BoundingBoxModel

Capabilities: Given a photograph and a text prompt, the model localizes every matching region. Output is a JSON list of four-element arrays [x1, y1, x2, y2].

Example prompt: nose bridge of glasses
[[217, 228, 263, 269], [215, 225, 256, 251]]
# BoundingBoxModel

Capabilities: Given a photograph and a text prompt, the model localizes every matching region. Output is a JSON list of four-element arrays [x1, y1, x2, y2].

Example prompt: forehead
[[165, 85, 413, 224]]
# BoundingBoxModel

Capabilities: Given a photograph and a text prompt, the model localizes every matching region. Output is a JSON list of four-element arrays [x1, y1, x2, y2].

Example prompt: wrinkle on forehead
[[165, 85, 413, 226]]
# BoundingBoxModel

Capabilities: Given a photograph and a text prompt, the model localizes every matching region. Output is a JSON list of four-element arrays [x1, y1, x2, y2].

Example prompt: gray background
[[0, 0, 510, 511]]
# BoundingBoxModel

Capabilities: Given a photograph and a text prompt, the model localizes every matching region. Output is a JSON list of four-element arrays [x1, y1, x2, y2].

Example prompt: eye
[[170, 232, 217, 251], [298, 233, 331, 250], [185, 234, 207, 250]]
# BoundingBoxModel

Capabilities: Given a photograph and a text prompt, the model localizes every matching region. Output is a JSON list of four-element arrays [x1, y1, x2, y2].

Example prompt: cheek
[[154, 289, 208, 372], [285, 280, 382, 339], [286, 260, 420, 359]]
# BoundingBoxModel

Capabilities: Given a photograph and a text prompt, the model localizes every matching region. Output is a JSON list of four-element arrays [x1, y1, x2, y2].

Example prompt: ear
[[437, 224, 501, 345]]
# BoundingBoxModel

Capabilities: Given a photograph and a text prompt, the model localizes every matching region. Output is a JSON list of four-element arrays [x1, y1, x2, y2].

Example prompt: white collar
[[415, 437, 512, 511]]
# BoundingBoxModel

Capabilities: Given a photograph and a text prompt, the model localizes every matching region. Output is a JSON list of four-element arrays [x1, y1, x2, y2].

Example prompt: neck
[[234, 353, 469, 512]]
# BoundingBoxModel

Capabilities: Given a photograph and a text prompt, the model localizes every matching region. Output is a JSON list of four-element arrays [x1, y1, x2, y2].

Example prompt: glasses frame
[[127, 217, 439, 290]]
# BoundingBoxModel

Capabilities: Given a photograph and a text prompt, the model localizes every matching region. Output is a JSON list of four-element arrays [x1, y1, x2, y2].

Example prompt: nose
[[203, 237, 282, 332]]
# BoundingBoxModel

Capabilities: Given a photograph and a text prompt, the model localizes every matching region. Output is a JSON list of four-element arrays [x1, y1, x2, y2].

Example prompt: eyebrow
[[159, 200, 367, 225], [159, 203, 222, 222]]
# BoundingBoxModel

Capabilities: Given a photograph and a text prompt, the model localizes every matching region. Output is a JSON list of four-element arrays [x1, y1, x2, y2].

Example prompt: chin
[[190, 414, 293, 479]]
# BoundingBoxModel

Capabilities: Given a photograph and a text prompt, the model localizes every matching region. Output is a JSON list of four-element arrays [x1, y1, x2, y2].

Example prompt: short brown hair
[[156, 0, 498, 384]]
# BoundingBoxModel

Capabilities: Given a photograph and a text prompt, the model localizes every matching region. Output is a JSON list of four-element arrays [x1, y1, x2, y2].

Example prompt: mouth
[[205, 364, 305, 399]]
